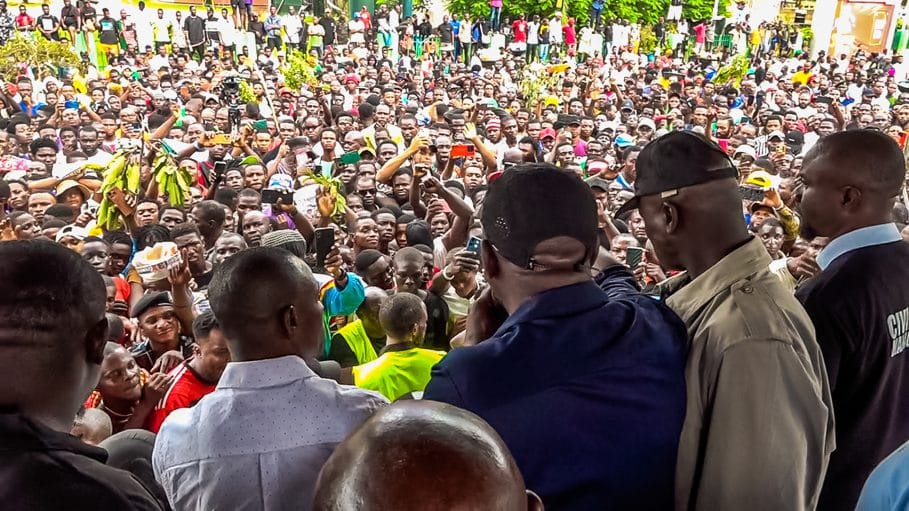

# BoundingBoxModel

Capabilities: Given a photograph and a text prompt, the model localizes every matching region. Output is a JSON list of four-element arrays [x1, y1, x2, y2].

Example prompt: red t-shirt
[[113, 275, 130, 303], [147, 361, 217, 433], [563, 25, 576, 45], [512, 20, 527, 42], [15, 14, 33, 28]]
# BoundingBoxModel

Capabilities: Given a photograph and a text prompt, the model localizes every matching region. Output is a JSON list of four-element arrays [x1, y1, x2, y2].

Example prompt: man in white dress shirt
[[153, 247, 387, 511]]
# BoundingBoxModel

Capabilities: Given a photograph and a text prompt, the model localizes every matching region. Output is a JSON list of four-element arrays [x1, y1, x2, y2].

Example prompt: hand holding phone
[[314, 227, 335, 272], [261, 189, 294, 204], [451, 144, 475, 158], [626, 246, 645, 269]]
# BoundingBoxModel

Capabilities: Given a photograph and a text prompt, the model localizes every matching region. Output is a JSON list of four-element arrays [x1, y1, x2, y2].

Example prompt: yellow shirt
[[352, 344, 445, 401]]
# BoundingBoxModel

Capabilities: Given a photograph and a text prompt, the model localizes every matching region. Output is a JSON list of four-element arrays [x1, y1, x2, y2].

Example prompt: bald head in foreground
[[313, 401, 544, 511]]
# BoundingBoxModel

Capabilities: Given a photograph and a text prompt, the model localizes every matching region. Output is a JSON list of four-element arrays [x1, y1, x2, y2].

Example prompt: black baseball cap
[[132, 291, 173, 319], [615, 131, 739, 217], [482, 164, 598, 271]]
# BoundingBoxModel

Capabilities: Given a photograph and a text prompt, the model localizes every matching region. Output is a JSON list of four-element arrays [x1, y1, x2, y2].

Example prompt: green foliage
[[282, 50, 319, 92], [445, 0, 729, 29], [0, 34, 82, 81], [638, 24, 658, 53], [800, 26, 813, 45], [683, 0, 729, 21], [239, 80, 257, 104], [446, 0, 490, 21], [712, 53, 749, 86], [519, 63, 561, 107], [567, 0, 591, 26]]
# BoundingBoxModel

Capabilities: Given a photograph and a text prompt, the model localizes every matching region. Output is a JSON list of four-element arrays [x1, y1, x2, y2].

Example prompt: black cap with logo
[[482, 164, 598, 271], [615, 131, 739, 217]]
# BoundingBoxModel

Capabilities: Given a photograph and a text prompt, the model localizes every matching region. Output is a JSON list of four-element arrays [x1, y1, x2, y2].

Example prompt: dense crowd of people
[[1, 1, 909, 510]]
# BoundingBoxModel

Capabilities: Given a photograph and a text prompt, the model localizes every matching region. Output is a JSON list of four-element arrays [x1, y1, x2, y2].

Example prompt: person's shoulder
[[702, 268, 814, 346], [24, 449, 164, 510], [414, 347, 447, 359], [318, 377, 390, 411], [156, 405, 198, 441], [856, 439, 909, 511]]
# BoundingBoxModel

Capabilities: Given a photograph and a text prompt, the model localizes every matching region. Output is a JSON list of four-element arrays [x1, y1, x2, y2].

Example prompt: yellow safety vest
[[336, 320, 379, 365], [352, 346, 446, 401]]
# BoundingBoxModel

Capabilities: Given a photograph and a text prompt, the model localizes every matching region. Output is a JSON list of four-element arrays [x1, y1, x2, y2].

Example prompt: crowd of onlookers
[[1, 1, 909, 509]]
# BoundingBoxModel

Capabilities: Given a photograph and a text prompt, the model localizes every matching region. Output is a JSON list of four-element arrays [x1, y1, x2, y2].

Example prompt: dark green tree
[[445, 0, 728, 27]]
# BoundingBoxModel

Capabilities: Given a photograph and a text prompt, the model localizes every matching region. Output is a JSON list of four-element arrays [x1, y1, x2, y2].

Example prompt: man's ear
[[282, 304, 299, 338], [663, 200, 679, 235], [526, 490, 545, 511], [841, 185, 862, 211], [85, 316, 108, 365], [481, 239, 500, 278]]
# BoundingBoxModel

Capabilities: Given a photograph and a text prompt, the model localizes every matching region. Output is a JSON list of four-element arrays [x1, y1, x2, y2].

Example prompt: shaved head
[[208, 247, 323, 361], [800, 129, 906, 239], [313, 401, 542, 511], [803, 129, 905, 197], [360, 286, 388, 316]]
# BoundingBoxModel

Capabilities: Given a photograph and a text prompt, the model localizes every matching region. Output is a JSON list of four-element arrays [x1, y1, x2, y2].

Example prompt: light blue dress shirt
[[153, 355, 386, 511], [817, 223, 902, 270]]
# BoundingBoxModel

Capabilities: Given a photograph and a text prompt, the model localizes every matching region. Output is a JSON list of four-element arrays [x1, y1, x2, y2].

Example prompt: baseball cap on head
[[615, 134, 635, 148], [481, 164, 598, 271], [615, 131, 739, 217]]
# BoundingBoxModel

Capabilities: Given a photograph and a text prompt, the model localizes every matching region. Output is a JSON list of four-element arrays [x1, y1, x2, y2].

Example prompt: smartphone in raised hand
[[626, 247, 644, 269]]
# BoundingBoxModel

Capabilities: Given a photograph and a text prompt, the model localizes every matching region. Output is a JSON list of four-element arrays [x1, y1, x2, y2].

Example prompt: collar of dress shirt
[[816, 223, 901, 270], [663, 236, 770, 325], [216, 355, 315, 390]]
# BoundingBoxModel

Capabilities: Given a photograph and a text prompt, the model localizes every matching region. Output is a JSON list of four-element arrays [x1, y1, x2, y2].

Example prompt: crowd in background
[[1, 1, 909, 510]]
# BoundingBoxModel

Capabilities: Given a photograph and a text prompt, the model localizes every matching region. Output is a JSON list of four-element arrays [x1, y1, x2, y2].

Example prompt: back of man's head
[[313, 401, 543, 511], [482, 163, 598, 273], [208, 247, 322, 361], [379, 292, 425, 341], [0, 240, 107, 430], [629, 132, 746, 272], [193, 199, 227, 226], [805, 129, 905, 199]]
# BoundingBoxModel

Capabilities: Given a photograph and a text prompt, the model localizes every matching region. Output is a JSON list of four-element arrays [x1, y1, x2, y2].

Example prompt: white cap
[[734, 144, 757, 159], [638, 117, 656, 130], [55, 224, 88, 243]]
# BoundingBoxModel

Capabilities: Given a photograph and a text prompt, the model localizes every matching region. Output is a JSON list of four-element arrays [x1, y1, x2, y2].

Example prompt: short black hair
[[29, 137, 57, 155], [45, 204, 76, 222], [170, 222, 202, 241], [82, 236, 109, 247], [354, 248, 385, 274], [193, 199, 226, 224], [237, 188, 261, 201], [159, 206, 186, 221], [214, 188, 238, 207], [404, 220, 432, 248], [102, 230, 132, 247], [379, 292, 425, 339], [0, 240, 105, 331], [192, 310, 220, 341], [806, 129, 905, 196], [135, 224, 172, 250]]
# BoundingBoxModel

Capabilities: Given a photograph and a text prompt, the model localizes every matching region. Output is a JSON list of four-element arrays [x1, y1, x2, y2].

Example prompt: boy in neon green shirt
[[347, 293, 445, 401]]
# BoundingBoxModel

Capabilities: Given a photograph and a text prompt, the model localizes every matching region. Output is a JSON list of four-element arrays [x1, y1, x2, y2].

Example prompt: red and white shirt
[[148, 360, 217, 433]]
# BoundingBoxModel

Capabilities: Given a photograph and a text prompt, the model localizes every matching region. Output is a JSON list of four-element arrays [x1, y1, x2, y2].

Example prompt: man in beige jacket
[[619, 131, 835, 510]]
